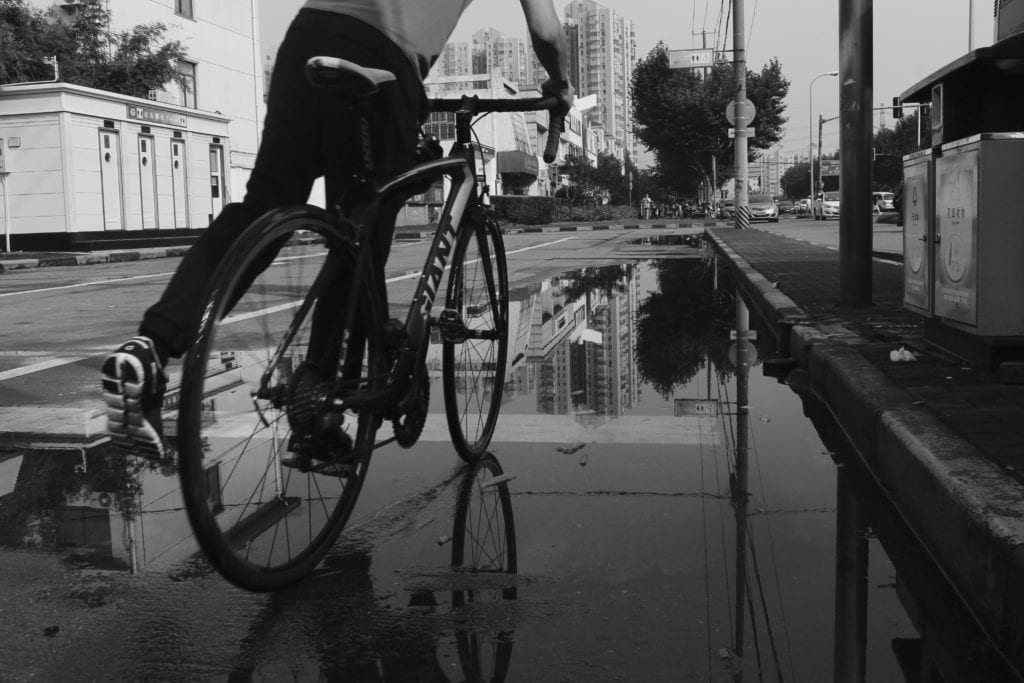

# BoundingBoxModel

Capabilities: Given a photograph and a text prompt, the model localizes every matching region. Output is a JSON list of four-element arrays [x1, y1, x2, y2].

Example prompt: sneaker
[[101, 336, 168, 459], [281, 421, 356, 476]]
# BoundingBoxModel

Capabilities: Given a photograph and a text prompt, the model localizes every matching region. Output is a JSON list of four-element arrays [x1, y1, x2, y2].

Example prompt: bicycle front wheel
[[177, 206, 384, 591], [451, 454, 517, 681], [442, 211, 509, 462]]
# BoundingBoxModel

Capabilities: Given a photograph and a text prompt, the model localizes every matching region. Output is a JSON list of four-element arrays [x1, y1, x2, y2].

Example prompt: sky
[[257, 0, 994, 160]]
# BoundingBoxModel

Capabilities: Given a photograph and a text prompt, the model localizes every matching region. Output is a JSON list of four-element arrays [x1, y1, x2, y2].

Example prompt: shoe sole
[[102, 352, 165, 459]]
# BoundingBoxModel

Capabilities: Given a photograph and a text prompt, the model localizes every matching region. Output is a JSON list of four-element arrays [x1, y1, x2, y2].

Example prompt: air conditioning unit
[[84, 491, 115, 509]]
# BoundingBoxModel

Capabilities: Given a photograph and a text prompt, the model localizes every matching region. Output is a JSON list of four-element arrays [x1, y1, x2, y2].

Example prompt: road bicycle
[[174, 56, 562, 591]]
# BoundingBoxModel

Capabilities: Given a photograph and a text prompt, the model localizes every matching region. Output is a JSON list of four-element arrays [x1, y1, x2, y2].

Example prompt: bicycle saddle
[[305, 56, 396, 94]]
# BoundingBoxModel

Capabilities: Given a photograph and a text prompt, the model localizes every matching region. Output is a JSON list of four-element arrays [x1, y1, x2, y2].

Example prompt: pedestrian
[[100, 0, 574, 459], [641, 194, 652, 220]]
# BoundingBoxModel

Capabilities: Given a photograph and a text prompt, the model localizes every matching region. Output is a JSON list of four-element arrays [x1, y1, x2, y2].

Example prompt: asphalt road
[[0, 223, 936, 681]]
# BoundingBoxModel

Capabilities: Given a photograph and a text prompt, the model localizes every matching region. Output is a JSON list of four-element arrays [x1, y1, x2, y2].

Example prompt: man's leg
[[102, 10, 332, 457]]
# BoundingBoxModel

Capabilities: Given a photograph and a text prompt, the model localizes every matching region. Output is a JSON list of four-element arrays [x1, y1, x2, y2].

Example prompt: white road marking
[[0, 357, 86, 381], [0, 271, 174, 298], [224, 236, 576, 321]]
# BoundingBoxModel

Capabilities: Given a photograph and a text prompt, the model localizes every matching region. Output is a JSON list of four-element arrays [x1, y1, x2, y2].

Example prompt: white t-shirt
[[303, 0, 474, 78]]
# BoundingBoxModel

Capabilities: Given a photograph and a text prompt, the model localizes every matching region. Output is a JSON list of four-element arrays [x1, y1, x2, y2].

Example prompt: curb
[[0, 247, 192, 273], [706, 230, 1024, 667], [0, 224, 720, 269]]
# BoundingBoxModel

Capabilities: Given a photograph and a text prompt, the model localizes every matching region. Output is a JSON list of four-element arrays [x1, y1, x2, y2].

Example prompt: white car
[[748, 195, 780, 223], [813, 191, 840, 220], [872, 191, 895, 213]]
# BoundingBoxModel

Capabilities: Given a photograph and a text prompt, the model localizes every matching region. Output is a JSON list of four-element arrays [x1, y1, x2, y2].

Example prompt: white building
[[422, 70, 593, 199], [564, 0, 637, 162], [0, 0, 264, 250]]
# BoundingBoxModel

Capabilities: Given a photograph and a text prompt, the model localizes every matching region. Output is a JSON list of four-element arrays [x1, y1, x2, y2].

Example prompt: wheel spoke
[[177, 210, 381, 590], [442, 218, 508, 461]]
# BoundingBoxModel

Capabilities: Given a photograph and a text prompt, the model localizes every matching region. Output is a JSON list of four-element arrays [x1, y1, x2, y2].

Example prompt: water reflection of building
[[0, 446, 191, 573], [509, 265, 639, 418]]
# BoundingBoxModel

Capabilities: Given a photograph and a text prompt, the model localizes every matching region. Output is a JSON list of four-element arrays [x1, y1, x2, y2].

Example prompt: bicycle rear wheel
[[442, 211, 509, 462], [177, 206, 384, 591]]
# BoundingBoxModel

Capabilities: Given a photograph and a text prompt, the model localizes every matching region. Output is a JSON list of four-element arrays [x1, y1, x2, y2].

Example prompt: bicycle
[[174, 56, 563, 591]]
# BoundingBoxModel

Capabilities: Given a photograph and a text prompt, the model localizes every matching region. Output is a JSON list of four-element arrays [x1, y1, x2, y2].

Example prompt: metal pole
[[732, 296, 751, 665], [818, 114, 825, 196], [833, 465, 869, 681], [1, 174, 10, 253], [712, 154, 718, 205], [969, 0, 975, 52], [838, 0, 873, 306], [809, 72, 838, 199], [732, 0, 749, 229]]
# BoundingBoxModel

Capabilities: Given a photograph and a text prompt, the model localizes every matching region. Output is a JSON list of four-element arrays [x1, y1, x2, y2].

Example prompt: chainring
[[286, 361, 330, 435]]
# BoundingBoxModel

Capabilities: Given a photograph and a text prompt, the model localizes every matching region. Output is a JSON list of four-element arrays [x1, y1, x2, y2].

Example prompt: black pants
[[139, 9, 425, 358]]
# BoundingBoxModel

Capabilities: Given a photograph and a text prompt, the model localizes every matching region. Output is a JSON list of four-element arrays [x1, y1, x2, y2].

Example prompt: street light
[[809, 71, 838, 200]]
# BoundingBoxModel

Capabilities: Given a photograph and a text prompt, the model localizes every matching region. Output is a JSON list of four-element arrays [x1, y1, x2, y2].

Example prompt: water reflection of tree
[[636, 258, 735, 398], [560, 264, 630, 304], [0, 443, 175, 547]]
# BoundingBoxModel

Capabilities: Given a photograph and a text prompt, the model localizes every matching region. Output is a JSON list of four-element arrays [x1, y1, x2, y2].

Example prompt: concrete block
[[877, 408, 1024, 669]]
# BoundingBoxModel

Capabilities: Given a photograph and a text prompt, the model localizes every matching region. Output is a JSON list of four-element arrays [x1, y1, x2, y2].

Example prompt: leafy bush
[[553, 201, 638, 222], [490, 196, 555, 224]]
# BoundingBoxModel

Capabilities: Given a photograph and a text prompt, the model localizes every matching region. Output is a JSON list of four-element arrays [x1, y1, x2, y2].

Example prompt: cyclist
[[101, 0, 574, 459]]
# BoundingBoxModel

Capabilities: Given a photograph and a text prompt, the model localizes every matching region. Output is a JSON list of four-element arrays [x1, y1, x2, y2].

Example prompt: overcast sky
[[258, 0, 993, 159]]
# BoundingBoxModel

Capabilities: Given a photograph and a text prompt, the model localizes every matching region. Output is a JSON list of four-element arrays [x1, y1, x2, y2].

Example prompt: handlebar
[[429, 96, 564, 164]]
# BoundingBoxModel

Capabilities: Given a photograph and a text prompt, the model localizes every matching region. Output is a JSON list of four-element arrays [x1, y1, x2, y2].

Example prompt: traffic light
[[892, 96, 903, 119]]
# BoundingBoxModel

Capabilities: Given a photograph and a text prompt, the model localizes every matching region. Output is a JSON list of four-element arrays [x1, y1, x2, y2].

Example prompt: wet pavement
[[0, 223, 1020, 680]]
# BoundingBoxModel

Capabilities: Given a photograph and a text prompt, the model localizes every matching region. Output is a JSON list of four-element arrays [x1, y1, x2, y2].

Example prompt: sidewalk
[[707, 227, 1024, 673]]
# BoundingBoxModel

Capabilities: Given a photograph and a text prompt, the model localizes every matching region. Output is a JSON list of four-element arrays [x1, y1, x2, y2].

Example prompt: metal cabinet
[[931, 133, 1024, 336], [902, 149, 935, 316]]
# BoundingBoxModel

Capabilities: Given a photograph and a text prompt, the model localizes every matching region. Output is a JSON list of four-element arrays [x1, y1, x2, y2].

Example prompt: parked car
[[813, 191, 840, 220], [748, 195, 780, 222], [776, 199, 796, 215], [872, 191, 895, 213], [795, 197, 812, 218]]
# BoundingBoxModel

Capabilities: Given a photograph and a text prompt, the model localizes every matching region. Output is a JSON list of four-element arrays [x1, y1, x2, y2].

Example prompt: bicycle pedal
[[436, 308, 467, 343]]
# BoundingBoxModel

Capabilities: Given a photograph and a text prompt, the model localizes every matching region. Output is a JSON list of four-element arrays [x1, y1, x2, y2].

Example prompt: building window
[[177, 60, 196, 108], [176, 0, 194, 19], [423, 112, 456, 140]]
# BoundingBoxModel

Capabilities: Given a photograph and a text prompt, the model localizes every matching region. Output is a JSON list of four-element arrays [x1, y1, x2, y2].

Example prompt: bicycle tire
[[177, 205, 385, 591], [442, 211, 509, 462], [451, 454, 517, 682]]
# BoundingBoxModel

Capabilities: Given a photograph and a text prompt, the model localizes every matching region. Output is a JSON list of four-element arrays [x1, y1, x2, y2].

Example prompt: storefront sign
[[127, 104, 187, 128]]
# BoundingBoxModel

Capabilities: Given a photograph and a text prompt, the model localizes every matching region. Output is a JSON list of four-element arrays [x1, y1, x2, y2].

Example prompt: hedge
[[491, 196, 638, 225], [490, 195, 555, 224]]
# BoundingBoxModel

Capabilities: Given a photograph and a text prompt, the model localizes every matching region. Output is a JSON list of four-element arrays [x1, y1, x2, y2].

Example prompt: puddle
[[626, 234, 704, 247], [0, 252, 1012, 679]]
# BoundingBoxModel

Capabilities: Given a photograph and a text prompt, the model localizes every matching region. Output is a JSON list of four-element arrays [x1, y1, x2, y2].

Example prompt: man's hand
[[541, 77, 575, 117]]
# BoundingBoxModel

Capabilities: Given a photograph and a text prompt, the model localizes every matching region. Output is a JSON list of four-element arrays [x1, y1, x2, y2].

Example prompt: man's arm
[[520, 0, 574, 113]]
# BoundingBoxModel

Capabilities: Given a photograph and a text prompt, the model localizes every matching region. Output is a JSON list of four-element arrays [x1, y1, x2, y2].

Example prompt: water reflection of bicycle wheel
[[450, 453, 517, 682]]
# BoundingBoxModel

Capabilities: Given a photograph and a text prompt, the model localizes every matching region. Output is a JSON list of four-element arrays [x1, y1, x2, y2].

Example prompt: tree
[[873, 110, 930, 190], [632, 43, 791, 198], [635, 258, 735, 398], [559, 152, 636, 205], [0, 0, 187, 99]]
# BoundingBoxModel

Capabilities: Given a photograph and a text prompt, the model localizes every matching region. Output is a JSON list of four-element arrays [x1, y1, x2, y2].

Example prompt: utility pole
[[838, 0, 873, 306], [732, 0, 749, 229]]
